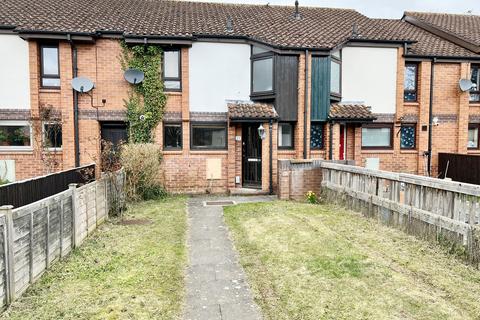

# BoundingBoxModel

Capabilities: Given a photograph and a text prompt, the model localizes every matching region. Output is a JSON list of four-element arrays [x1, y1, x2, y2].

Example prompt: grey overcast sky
[[190, 0, 480, 18]]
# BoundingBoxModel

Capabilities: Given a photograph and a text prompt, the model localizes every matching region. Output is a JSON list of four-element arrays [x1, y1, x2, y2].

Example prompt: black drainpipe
[[329, 122, 333, 160], [69, 35, 80, 167], [427, 58, 436, 176], [269, 120, 273, 195], [303, 49, 309, 159]]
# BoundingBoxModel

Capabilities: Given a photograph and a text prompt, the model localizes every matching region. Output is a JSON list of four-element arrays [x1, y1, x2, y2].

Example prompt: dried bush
[[120, 143, 165, 201]]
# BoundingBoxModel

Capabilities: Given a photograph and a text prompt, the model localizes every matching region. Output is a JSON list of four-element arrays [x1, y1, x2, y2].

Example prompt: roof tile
[[329, 103, 376, 121], [228, 102, 278, 120]]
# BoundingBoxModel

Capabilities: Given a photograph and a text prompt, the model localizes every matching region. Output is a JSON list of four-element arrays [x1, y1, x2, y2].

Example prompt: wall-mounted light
[[258, 124, 267, 140], [432, 116, 439, 126]]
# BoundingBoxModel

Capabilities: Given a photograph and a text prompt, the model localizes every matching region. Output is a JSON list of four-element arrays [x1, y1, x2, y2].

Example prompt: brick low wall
[[278, 159, 353, 201]]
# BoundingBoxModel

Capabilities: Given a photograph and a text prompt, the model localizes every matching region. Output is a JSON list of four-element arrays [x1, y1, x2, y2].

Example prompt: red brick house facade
[[0, 1, 479, 193]]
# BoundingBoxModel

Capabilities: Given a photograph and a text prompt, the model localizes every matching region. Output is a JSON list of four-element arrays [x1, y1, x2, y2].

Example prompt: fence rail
[[0, 164, 96, 208], [0, 169, 125, 308], [321, 162, 480, 266]]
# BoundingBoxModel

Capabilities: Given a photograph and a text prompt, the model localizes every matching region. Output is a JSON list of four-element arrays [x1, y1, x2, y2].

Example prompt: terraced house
[[0, 0, 479, 193]]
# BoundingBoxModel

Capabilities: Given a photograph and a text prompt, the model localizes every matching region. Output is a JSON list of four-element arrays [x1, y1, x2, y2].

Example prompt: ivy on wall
[[120, 43, 167, 143]]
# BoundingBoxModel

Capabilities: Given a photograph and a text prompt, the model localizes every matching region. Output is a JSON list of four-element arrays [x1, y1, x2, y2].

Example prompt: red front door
[[339, 125, 345, 160]]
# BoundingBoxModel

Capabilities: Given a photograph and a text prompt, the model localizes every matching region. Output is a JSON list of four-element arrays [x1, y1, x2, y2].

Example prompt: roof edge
[[403, 14, 480, 54]]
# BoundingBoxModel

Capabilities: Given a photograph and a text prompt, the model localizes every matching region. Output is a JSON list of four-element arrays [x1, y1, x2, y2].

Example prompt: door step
[[229, 188, 270, 196]]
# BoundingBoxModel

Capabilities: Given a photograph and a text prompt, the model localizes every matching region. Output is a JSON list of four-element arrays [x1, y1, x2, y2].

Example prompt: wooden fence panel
[[321, 162, 480, 266], [0, 169, 124, 309], [0, 164, 95, 208]]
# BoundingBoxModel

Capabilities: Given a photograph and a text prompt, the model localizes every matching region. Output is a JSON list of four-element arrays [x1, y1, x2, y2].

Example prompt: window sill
[[361, 149, 394, 154], [404, 102, 419, 107], [469, 103, 480, 107], [0, 148, 34, 154], [400, 149, 417, 154], [278, 149, 296, 154], [190, 150, 228, 155], [163, 150, 183, 155], [165, 91, 182, 96], [39, 88, 61, 93]]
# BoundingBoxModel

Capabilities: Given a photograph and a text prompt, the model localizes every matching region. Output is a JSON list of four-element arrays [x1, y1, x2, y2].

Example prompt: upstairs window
[[278, 123, 293, 149], [163, 50, 181, 91], [468, 124, 479, 149], [40, 44, 60, 88], [471, 64, 480, 102], [330, 51, 341, 96], [362, 124, 393, 149], [404, 63, 418, 102], [251, 46, 274, 95]]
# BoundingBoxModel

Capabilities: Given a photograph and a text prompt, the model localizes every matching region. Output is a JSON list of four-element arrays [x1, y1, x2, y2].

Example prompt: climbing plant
[[120, 43, 166, 143]]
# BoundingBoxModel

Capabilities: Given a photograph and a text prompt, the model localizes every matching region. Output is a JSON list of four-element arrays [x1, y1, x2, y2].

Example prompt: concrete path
[[184, 196, 274, 320]]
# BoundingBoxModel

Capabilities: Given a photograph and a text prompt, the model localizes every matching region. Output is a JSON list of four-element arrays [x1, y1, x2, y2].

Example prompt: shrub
[[120, 143, 166, 201]]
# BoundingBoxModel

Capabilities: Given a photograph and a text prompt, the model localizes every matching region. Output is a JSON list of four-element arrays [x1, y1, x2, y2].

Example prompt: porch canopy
[[227, 101, 279, 123], [328, 103, 376, 123]]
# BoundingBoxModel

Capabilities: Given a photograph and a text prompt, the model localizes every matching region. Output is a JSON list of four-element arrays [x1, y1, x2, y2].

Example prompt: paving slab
[[184, 196, 274, 320]]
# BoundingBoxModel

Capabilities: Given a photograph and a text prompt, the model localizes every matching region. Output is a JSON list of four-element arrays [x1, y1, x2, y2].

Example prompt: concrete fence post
[[1, 205, 15, 304], [69, 184, 78, 249]]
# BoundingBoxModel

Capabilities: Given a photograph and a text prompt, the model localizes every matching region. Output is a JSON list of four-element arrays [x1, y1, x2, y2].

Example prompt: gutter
[[404, 53, 480, 62], [303, 49, 309, 159], [68, 34, 80, 167]]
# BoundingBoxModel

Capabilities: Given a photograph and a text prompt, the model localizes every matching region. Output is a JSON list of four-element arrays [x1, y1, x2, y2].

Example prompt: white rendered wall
[[0, 35, 30, 109], [341, 46, 397, 114], [189, 42, 251, 112]]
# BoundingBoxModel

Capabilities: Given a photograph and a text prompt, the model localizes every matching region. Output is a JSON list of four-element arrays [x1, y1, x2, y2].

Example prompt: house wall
[[0, 35, 30, 109], [189, 42, 251, 112], [341, 46, 398, 114]]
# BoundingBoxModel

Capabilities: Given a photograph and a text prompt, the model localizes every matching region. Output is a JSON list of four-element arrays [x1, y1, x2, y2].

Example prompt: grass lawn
[[1, 197, 187, 320], [224, 201, 480, 320]]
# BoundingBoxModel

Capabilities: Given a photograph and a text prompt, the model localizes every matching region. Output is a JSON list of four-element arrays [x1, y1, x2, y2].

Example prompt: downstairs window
[[191, 123, 227, 149], [362, 124, 393, 149]]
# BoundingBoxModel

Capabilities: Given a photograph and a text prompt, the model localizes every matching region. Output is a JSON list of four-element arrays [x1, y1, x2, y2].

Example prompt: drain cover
[[204, 200, 236, 206]]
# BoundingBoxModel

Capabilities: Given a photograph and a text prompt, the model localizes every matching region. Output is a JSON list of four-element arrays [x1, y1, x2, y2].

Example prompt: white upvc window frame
[[0, 120, 33, 152]]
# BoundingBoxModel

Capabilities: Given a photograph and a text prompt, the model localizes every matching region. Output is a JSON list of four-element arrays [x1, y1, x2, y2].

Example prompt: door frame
[[242, 123, 262, 188]]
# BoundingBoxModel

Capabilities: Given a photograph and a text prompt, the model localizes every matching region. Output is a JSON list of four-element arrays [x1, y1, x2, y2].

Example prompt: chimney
[[226, 17, 233, 32], [294, 0, 301, 19], [351, 23, 359, 38]]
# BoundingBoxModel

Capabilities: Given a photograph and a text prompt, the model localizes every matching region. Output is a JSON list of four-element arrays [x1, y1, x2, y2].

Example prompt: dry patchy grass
[[224, 201, 480, 320], [1, 197, 187, 320]]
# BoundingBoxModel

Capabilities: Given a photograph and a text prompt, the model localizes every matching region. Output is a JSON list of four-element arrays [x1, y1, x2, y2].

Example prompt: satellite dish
[[124, 68, 145, 85], [71, 77, 94, 93], [459, 79, 474, 92]]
